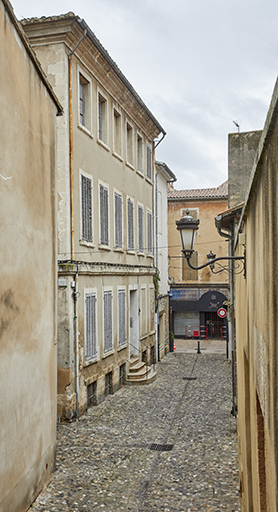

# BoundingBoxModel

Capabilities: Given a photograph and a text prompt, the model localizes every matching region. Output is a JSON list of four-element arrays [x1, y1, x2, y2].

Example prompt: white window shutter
[[81, 175, 92, 243]]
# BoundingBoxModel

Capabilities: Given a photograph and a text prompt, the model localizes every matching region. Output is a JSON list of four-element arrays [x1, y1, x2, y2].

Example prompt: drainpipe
[[72, 265, 79, 419], [68, 28, 87, 420]]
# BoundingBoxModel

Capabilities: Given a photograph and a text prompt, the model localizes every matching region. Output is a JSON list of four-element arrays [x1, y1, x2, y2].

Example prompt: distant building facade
[[155, 162, 176, 359], [168, 182, 229, 340], [22, 13, 166, 420], [0, 1, 62, 510]]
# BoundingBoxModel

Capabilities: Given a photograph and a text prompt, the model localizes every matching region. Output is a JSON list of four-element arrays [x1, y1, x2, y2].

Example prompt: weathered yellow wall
[[0, 3, 58, 510], [168, 198, 229, 285], [235, 99, 278, 511]]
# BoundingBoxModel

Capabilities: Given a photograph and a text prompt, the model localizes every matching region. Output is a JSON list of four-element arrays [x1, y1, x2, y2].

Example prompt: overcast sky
[[11, 0, 278, 189]]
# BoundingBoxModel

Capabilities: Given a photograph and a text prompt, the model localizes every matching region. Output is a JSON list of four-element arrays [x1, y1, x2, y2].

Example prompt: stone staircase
[[126, 356, 157, 385]]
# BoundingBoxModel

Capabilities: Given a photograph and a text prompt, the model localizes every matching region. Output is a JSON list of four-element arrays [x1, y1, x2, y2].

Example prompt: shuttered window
[[79, 82, 85, 125], [114, 193, 123, 248], [147, 210, 153, 255], [85, 293, 97, 360], [103, 291, 113, 353], [182, 251, 198, 280], [146, 145, 152, 180], [100, 184, 109, 245], [127, 199, 134, 251], [138, 205, 144, 253], [81, 174, 92, 243], [118, 290, 126, 346]]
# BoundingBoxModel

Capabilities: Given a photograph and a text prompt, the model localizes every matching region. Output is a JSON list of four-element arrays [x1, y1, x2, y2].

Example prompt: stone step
[[129, 356, 140, 368], [126, 365, 157, 385], [129, 361, 146, 372], [127, 366, 151, 379]]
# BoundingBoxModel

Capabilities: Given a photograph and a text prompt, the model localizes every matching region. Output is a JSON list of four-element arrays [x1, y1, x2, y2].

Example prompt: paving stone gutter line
[[29, 351, 240, 512]]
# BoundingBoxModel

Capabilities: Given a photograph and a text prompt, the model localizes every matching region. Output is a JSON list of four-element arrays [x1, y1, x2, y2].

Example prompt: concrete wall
[[0, 2, 58, 510], [234, 81, 278, 511], [228, 130, 262, 208]]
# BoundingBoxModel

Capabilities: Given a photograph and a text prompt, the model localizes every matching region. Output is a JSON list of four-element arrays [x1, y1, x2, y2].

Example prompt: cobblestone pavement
[[30, 352, 240, 511]]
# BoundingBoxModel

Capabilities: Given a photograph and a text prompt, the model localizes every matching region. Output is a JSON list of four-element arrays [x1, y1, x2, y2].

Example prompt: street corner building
[[0, 0, 62, 511], [21, 13, 166, 421], [225, 80, 278, 511], [167, 182, 229, 342]]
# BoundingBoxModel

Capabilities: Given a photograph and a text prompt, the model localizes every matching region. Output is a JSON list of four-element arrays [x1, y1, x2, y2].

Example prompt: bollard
[[197, 340, 201, 354]]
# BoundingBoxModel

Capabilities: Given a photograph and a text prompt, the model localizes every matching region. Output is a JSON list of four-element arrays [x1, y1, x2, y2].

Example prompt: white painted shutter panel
[[147, 211, 153, 254], [138, 205, 144, 252], [114, 193, 123, 248], [118, 290, 126, 346], [100, 184, 109, 245], [104, 291, 113, 352], [127, 199, 134, 250], [81, 175, 92, 243], [86, 293, 96, 359]]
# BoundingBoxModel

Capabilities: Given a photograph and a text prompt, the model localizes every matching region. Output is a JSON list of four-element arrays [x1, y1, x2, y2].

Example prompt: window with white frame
[[118, 289, 126, 347], [103, 290, 113, 353], [98, 92, 108, 144], [79, 73, 91, 131], [127, 198, 134, 251], [126, 122, 133, 165], [85, 293, 97, 360], [114, 192, 123, 248], [138, 204, 144, 253], [81, 174, 92, 243], [99, 183, 109, 245], [147, 210, 153, 255], [137, 134, 143, 172], [146, 144, 152, 180], [113, 109, 122, 155]]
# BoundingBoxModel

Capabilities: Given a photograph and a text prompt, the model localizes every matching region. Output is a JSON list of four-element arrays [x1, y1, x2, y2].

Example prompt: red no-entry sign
[[217, 308, 227, 318]]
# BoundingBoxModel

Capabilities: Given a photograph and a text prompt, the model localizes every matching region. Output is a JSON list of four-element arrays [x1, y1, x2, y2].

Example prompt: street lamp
[[176, 210, 245, 275]]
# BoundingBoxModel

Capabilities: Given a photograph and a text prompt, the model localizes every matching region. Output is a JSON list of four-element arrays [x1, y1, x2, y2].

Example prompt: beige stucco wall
[[168, 198, 229, 285], [235, 98, 278, 511], [0, 3, 58, 511]]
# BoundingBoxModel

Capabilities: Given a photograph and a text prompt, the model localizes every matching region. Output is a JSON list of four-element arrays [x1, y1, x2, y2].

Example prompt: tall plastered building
[[22, 13, 166, 420]]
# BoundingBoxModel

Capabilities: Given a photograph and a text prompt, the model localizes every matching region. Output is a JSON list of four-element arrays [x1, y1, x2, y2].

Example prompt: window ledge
[[97, 138, 110, 152], [147, 253, 154, 259], [117, 343, 127, 352], [79, 240, 95, 248], [127, 250, 136, 255], [78, 124, 94, 139], [112, 151, 124, 162], [114, 247, 124, 253], [146, 177, 153, 185], [84, 356, 99, 367], [137, 251, 145, 257], [125, 161, 135, 171], [98, 244, 111, 251], [102, 349, 115, 359], [136, 169, 144, 178]]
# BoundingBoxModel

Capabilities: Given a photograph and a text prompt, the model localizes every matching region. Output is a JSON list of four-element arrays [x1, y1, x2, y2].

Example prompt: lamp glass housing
[[176, 211, 199, 257]]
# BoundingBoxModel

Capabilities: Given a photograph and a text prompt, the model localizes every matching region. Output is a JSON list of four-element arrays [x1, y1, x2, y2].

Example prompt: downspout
[[215, 214, 237, 416], [68, 28, 87, 420]]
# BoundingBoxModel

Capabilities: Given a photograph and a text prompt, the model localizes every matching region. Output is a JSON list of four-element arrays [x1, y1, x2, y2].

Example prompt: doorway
[[129, 289, 139, 358], [205, 311, 224, 339]]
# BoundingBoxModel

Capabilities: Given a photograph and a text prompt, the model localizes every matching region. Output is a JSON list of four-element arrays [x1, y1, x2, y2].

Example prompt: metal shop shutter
[[174, 311, 199, 337]]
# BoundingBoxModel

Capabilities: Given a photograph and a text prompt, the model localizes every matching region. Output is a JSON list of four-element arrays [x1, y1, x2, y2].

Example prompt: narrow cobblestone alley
[[30, 351, 240, 512]]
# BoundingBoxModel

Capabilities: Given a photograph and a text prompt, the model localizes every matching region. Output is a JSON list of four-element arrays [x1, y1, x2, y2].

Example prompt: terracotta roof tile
[[168, 180, 228, 200]]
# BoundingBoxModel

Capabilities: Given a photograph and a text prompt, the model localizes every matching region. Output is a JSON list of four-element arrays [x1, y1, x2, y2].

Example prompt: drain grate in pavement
[[183, 376, 197, 380], [149, 443, 174, 452]]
